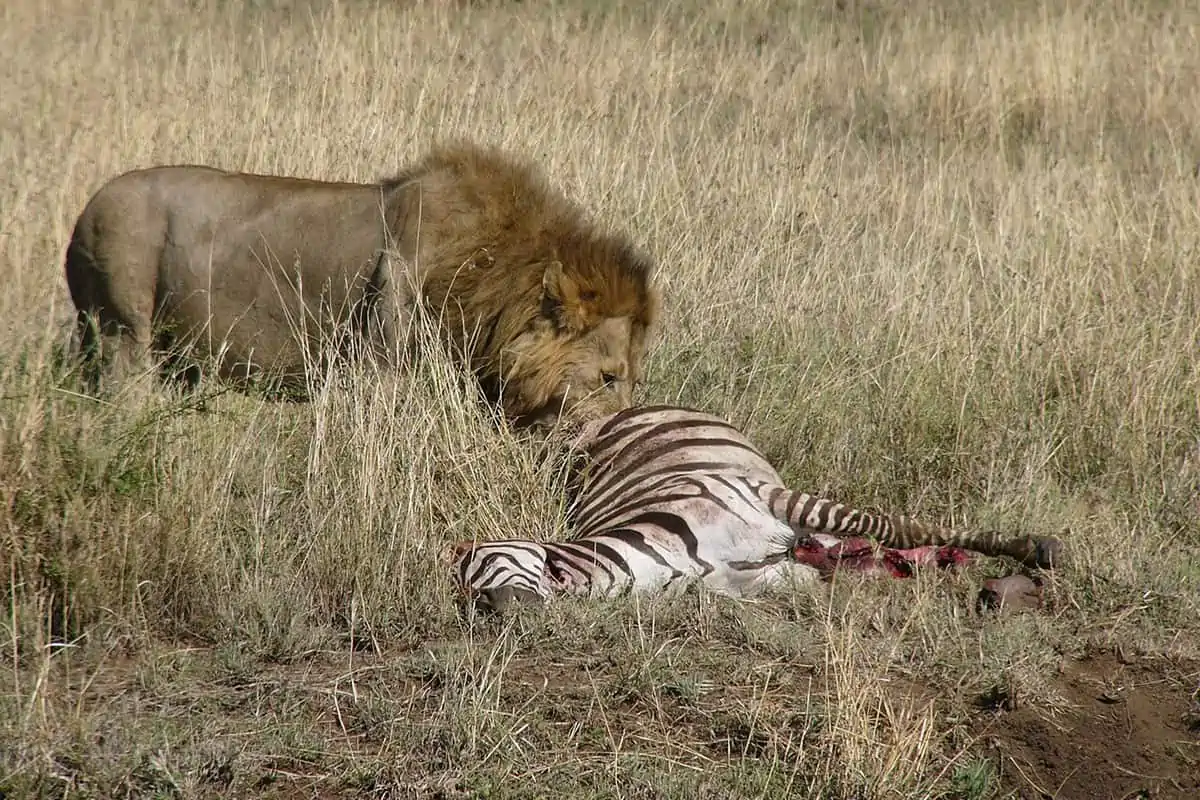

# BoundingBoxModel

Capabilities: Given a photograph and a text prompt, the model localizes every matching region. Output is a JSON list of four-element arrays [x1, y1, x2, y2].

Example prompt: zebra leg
[[754, 483, 1064, 569]]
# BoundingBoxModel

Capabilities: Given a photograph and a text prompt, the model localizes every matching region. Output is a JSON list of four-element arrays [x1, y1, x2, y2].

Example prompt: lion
[[63, 143, 660, 427]]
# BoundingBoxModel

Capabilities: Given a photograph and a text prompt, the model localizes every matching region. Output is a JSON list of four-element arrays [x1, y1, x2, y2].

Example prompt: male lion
[[63, 143, 659, 427]]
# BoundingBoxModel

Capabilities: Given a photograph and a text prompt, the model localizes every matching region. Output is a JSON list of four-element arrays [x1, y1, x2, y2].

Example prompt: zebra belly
[[696, 511, 823, 597], [614, 476, 815, 598]]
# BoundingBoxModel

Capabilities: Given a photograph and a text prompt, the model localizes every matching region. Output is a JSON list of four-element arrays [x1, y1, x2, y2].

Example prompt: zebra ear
[[449, 540, 478, 560], [541, 261, 596, 331]]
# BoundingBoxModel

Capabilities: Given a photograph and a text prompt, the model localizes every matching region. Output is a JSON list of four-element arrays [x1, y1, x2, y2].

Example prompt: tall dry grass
[[2, 0, 1198, 796]]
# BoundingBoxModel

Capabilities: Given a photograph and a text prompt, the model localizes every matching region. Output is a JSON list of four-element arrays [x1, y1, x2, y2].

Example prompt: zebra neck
[[543, 543, 623, 599]]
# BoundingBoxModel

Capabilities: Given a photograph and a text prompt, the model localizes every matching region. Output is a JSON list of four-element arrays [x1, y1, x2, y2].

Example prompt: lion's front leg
[[367, 250, 420, 369]]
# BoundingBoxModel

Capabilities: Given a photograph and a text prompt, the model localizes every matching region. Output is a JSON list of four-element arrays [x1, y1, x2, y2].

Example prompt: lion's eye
[[601, 372, 620, 387]]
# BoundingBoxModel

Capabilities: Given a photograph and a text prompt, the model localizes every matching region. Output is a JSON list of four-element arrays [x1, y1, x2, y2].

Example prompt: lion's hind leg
[[68, 307, 155, 398], [73, 307, 104, 394], [64, 217, 159, 400]]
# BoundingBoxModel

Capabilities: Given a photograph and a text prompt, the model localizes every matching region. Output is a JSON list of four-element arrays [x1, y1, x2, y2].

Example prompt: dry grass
[[3, 0, 1199, 797]]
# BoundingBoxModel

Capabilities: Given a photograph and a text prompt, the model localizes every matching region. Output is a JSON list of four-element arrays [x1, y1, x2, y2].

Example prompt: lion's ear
[[542, 261, 595, 331], [542, 261, 571, 303]]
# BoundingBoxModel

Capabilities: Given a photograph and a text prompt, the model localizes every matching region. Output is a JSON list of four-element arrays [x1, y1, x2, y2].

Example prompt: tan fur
[[63, 142, 660, 425]]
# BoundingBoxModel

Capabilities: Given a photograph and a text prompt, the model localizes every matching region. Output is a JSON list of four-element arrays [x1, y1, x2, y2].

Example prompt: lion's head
[[392, 144, 661, 428], [495, 258, 658, 428]]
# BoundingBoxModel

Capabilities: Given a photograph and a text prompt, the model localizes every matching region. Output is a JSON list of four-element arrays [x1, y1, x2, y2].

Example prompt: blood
[[792, 534, 974, 580]]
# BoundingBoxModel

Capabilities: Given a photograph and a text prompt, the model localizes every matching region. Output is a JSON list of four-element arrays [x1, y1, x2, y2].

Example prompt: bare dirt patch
[[979, 653, 1200, 800]]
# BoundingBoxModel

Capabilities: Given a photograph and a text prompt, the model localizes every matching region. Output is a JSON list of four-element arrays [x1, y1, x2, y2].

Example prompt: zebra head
[[451, 539, 553, 614]]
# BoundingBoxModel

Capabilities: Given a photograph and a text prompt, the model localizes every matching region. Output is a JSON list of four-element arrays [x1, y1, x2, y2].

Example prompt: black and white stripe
[[452, 405, 1062, 611]]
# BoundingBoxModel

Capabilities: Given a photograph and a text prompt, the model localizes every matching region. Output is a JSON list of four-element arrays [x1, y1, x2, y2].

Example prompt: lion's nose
[[575, 393, 631, 421]]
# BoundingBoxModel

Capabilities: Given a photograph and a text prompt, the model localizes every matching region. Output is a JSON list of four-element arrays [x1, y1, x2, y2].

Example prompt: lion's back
[[65, 165, 394, 377]]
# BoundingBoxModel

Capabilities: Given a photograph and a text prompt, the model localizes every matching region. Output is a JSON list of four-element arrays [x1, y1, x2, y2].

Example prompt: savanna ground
[[3, 0, 1199, 797]]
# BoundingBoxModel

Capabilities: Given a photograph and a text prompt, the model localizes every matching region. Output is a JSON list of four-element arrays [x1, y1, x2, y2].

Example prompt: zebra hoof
[[1009, 536, 1064, 569], [1031, 537, 1065, 569]]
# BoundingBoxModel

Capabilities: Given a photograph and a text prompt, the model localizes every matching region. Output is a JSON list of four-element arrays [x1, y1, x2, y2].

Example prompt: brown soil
[[978, 653, 1200, 800]]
